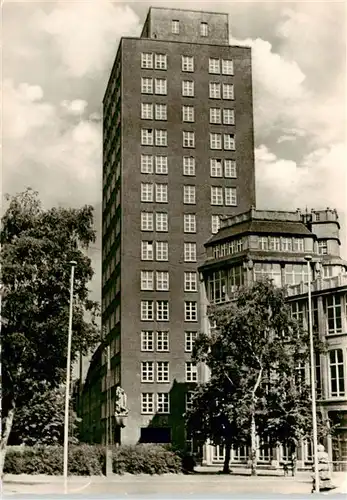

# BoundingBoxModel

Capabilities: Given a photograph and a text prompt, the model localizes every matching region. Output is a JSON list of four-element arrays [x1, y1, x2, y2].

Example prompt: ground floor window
[[140, 427, 171, 444]]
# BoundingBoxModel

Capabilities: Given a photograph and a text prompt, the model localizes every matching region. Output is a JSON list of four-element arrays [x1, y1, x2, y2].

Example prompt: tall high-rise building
[[101, 7, 256, 447]]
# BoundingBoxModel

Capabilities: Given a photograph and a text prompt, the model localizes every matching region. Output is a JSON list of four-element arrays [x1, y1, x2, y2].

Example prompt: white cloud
[[3, 80, 101, 208], [230, 31, 345, 147], [36, 1, 141, 78], [61, 99, 88, 115], [256, 143, 346, 216]]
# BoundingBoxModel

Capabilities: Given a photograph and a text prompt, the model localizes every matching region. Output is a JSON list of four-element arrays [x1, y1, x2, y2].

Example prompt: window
[[259, 236, 268, 251], [209, 82, 221, 99], [172, 19, 180, 34], [141, 300, 154, 321], [141, 103, 153, 120], [156, 241, 168, 261], [141, 182, 153, 202], [210, 158, 222, 177], [156, 271, 169, 291], [185, 362, 198, 382], [185, 391, 194, 411], [284, 264, 308, 285], [209, 58, 220, 74], [156, 212, 168, 232], [157, 331, 169, 351], [225, 187, 237, 206], [185, 301, 198, 321], [325, 295, 342, 334], [182, 56, 194, 72], [155, 155, 168, 175], [157, 300, 169, 321], [183, 131, 195, 148], [141, 331, 154, 351], [155, 53, 167, 70], [211, 186, 223, 205], [210, 108, 221, 124], [141, 212, 154, 231], [224, 159, 236, 178], [155, 183, 168, 203], [329, 349, 345, 397], [185, 331, 197, 352], [155, 129, 167, 147], [182, 105, 195, 122], [141, 128, 153, 146], [184, 271, 197, 291], [224, 133, 235, 150], [183, 185, 196, 204], [155, 104, 167, 121], [200, 22, 208, 37], [157, 393, 170, 413], [141, 154, 153, 174], [208, 270, 226, 303], [223, 109, 235, 125], [182, 80, 194, 97], [184, 242, 196, 262], [222, 83, 234, 100], [318, 241, 328, 255], [141, 361, 154, 382], [211, 215, 221, 234], [184, 214, 196, 233], [157, 361, 169, 382], [141, 77, 153, 94], [210, 133, 222, 149], [155, 78, 167, 95], [141, 270, 154, 290], [141, 241, 154, 261], [183, 156, 195, 176], [293, 238, 305, 252], [141, 393, 154, 414], [269, 237, 281, 251], [316, 353, 322, 399], [282, 238, 293, 252], [222, 59, 234, 75], [141, 53, 153, 69]]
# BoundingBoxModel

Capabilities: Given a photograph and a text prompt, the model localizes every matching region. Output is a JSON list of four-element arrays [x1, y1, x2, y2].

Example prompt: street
[[3, 471, 347, 497]]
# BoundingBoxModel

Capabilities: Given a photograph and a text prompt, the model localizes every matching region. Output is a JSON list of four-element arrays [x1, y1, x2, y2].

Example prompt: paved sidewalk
[[2, 471, 346, 496]]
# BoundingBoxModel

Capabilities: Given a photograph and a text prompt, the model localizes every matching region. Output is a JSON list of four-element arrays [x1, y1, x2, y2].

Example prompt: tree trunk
[[223, 441, 232, 474], [250, 412, 257, 476], [0, 401, 16, 478]]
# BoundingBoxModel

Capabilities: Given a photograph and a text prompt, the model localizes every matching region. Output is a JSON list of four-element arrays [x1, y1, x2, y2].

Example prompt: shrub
[[4, 444, 181, 475], [112, 444, 182, 475], [3, 449, 24, 474], [4, 445, 105, 475]]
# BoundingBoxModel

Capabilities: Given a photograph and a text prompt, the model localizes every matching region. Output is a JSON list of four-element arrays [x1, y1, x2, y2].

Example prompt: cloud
[[256, 143, 346, 215], [61, 99, 88, 115], [3, 79, 101, 209], [35, 1, 141, 78]]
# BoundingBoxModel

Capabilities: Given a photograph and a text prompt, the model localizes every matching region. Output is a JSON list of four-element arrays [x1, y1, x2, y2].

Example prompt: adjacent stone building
[[199, 207, 347, 469]]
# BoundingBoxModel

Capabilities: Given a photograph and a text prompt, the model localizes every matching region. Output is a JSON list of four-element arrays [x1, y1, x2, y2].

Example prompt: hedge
[[4, 444, 182, 475]]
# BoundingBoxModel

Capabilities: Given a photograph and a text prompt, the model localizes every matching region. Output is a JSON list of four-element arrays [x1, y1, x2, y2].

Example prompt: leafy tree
[[10, 382, 80, 446], [1, 188, 100, 475], [186, 279, 326, 475]]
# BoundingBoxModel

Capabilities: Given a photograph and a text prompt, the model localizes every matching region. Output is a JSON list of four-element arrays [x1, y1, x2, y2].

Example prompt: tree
[[186, 279, 326, 475], [1, 188, 100, 475], [10, 382, 80, 446]]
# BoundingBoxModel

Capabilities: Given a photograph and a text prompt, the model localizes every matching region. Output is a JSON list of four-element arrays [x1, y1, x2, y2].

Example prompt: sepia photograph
[[1, 0, 346, 497]]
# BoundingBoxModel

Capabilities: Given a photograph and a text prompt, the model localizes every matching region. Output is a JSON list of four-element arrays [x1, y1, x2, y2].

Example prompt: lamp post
[[304, 255, 319, 493], [63, 261, 77, 494]]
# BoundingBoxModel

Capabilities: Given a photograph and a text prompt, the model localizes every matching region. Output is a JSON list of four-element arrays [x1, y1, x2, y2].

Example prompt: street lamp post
[[63, 261, 77, 494], [304, 255, 319, 493]]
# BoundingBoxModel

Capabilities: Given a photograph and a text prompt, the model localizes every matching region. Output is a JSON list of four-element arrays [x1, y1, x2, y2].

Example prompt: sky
[[2, 0, 347, 303]]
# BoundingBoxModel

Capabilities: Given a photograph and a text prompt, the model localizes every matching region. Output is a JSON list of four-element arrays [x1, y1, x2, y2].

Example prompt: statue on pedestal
[[114, 387, 129, 428]]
